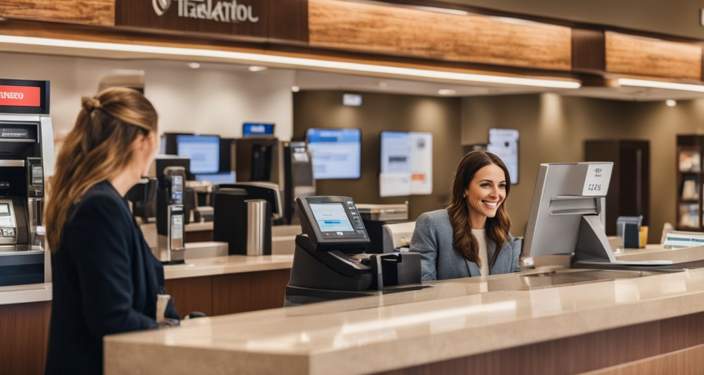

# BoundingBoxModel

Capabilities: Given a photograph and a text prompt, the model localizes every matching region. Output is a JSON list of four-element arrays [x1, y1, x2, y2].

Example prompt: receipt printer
[[285, 196, 422, 305]]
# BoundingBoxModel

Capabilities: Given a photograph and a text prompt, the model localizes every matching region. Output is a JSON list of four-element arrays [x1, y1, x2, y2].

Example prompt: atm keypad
[[0, 227, 16, 238]]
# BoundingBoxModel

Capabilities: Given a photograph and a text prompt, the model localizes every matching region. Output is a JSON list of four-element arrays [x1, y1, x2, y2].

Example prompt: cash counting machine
[[285, 196, 422, 305]]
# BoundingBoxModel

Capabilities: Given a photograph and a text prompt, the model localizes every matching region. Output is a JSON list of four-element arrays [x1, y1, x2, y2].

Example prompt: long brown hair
[[45, 87, 158, 252], [447, 151, 511, 267]]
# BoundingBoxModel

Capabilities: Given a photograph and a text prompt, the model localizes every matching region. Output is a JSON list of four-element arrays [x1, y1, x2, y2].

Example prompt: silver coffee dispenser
[[155, 166, 186, 264], [0, 79, 54, 286]]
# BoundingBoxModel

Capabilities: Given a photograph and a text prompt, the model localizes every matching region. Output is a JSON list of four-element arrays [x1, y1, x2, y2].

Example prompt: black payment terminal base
[[285, 196, 423, 306]]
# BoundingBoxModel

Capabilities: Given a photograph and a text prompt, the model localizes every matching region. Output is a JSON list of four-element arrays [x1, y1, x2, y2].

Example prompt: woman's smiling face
[[465, 163, 507, 220]]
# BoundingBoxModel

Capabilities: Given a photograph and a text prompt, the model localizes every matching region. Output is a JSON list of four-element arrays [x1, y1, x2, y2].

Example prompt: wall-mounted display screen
[[176, 135, 220, 174], [243, 122, 275, 137], [379, 131, 433, 197], [306, 128, 361, 179], [310, 203, 354, 232]]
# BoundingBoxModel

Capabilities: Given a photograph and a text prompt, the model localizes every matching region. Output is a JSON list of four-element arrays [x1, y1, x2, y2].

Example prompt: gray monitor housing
[[524, 162, 670, 266]]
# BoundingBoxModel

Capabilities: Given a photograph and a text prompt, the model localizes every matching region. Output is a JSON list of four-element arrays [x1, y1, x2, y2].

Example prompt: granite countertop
[[164, 254, 294, 279], [105, 247, 704, 375], [0, 282, 51, 305]]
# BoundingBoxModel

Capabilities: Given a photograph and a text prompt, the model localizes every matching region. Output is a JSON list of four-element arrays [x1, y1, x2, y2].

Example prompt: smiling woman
[[410, 151, 521, 281]]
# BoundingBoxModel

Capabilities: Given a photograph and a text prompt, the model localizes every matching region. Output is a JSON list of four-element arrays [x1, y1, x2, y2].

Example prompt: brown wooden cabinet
[[584, 140, 650, 235], [164, 269, 290, 318], [0, 301, 51, 375]]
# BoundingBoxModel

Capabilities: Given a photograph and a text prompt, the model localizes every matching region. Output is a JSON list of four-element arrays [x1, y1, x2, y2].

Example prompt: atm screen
[[0, 203, 8, 216], [310, 203, 354, 232]]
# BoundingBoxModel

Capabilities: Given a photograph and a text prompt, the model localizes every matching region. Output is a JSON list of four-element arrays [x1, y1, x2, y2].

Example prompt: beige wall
[[461, 94, 704, 242], [0, 52, 294, 141]]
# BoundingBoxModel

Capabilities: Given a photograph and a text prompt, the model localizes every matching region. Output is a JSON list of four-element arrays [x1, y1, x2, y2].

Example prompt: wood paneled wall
[[0, 0, 114, 26], [309, 0, 572, 71], [605, 32, 702, 81], [0, 301, 51, 375], [380, 311, 704, 375], [293, 91, 463, 219]]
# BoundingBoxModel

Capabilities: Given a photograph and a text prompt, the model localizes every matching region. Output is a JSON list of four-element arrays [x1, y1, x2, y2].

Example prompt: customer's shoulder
[[77, 182, 122, 207], [68, 182, 127, 222]]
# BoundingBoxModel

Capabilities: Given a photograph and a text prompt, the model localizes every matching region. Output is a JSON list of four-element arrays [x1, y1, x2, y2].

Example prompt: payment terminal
[[286, 196, 422, 305]]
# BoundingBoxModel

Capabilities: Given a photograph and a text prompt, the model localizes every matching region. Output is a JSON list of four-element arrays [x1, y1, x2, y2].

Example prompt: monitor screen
[[0, 203, 9, 216], [176, 135, 220, 174], [306, 128, 361, 179], [310, 203, 354, 232], [243, 123, 275, 137], [194, 171, 237, 184]]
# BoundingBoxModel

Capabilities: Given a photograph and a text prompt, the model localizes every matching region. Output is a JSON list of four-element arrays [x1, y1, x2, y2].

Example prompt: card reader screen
[[0, 203, 9, 216], [310, 203, 354, 232]]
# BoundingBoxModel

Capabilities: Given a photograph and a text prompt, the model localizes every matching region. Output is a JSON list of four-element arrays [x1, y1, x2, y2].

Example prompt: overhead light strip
[[617, 78, 704, 93], [0, 34, 581, 89]]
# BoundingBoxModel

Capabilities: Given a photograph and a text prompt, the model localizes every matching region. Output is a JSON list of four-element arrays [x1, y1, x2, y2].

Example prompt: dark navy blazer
[[46, 181, 177, 375], [410, 209, 521, 281]]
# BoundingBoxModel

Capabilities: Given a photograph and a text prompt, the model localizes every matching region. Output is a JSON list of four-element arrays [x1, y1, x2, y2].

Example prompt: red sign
[[0, 86, 41, 107]]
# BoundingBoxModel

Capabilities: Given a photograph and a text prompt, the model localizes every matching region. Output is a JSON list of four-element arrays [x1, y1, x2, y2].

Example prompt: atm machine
[[0, 79, 53, 286], [285, 196, 423, 305], [283, 141, 315, 224], [155, 166, 186, 264]]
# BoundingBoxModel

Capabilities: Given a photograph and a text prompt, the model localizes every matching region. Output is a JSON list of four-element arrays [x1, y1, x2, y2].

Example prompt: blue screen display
[[243, 123, 275, 137], [310, 203, 354, 232], [306, 128, 361, 179], [176, 135, 220, 174], [194, 171, 236, 184]]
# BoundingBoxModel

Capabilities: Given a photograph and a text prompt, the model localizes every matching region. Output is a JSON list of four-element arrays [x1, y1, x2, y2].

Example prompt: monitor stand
[[573, 215, 672, 267]]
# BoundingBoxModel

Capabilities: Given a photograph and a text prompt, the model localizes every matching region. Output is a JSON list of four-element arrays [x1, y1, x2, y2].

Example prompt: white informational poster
[[379, 131, 433, 197], [487, 128, 519, 184], [410, 132, 433, 195], [380, 173, 412, 197]]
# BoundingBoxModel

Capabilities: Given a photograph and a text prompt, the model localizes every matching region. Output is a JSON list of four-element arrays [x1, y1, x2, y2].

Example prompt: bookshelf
[[676, 135, 704, 230]]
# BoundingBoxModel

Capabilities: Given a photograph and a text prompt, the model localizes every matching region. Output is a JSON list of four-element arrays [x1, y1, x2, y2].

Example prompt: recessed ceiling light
[[666, 99, 677, 107], [438, 89, 456, 96], [187, 62, 200, 69], [291, 86, 300, 93], [248, 65, 267, 72]]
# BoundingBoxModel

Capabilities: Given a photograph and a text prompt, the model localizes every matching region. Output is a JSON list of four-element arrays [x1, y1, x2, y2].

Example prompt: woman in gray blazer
[[411, 151, 521, 281]]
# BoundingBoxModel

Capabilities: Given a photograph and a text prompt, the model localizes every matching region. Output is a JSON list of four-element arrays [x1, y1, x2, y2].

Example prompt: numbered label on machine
[[581, 163, 612, 196]]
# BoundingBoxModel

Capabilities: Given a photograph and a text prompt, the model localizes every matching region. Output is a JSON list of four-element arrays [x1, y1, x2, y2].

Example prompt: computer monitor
[[524, 162, 612, 257], [243, 123, 275, 137], [176, 135, 220, 174], [523, 162, 670, 266], [161, 132, 193, 155], [194, 171, 237, 185], [306, 128, 361, 179]]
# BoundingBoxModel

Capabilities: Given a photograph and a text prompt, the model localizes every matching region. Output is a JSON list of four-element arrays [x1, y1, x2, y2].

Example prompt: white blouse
[[472, 229, 489, 276]]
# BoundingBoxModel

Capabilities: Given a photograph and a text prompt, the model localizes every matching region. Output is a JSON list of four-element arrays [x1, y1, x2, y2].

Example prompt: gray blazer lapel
[[465, 260, 481, 277], [489, 241, 509, 274]]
